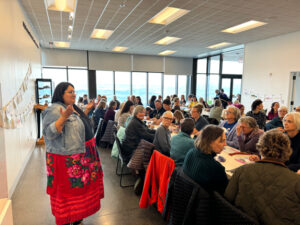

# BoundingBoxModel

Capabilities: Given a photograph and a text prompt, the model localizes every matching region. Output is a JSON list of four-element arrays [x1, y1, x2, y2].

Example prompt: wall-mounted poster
[[36, 79, 52, 105]]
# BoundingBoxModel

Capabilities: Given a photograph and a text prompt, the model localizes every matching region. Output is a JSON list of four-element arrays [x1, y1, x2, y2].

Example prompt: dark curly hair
[[256, 129, 292, 162]]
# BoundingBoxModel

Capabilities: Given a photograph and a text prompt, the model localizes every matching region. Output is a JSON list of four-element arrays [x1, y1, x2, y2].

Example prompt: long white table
[[216, 146, 253, 177]]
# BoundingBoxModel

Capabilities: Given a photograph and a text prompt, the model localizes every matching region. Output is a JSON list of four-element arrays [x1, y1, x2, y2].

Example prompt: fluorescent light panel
[[155, 36, 181, 45], [112, 46, 128, 52], [159, 50, 176, 55], [91, 29, 114, 39], [47, 0, 76, 12], [149, 7, 190, 25], [207, 42, 232, 49], [222, 20, 267, 34], [54, 41, 70, 48]]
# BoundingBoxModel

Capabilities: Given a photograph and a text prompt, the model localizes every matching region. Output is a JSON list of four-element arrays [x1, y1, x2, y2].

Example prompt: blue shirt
[[223, 121, 237, 134], [42, 102, 85, 155]]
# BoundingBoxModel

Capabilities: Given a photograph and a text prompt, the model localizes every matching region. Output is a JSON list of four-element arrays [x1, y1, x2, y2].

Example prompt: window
[[42, 68, 67, 93], [178, 75, 187, 98], [221, 78, 231, 97], [148, 73, 162, 100], [232, 79, 242, 98], [210, 55, 220, 74], [222, 50, 244, 74], [196, 74, 206, 99], [115, 71, 130, 103], [68, 69, 88, 101], [163, 75, 176, 98], [197, 58, 207, 73], [96, 70, 114, 102], [132, 72, 147, 106], [207, 75, 220, 104]]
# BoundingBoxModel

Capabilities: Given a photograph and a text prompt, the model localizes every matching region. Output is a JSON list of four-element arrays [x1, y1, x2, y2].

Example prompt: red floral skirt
[[46, 137, 104, 225]]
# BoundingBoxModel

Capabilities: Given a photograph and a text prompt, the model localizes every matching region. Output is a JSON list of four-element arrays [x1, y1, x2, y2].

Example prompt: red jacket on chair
[[139, 150, 175, 213]]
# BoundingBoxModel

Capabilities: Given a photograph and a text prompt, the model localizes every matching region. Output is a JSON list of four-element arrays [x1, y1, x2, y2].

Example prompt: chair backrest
[[95, 118, 106, 146], [101, 120, 117, 144], [206, 117, 219, 125], [212, 191, 259, 225], [113, 132, 125, 164]]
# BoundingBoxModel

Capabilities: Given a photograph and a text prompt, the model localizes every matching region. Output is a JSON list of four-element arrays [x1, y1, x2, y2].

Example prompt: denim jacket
[[42, 102, 85, 155]]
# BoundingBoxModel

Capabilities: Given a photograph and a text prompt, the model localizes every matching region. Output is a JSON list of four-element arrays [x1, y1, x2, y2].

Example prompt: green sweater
[[183, 148, 228, 194], [170, 132, 194, 167]]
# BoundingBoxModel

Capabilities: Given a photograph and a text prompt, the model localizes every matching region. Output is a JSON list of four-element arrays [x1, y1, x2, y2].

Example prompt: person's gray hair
[[256, 129, 292, 162], [284, 112, 300, 130], [226, 105, 241, 121], [279, 106, 288, 112], [238, 116, 258, 130], [162, 111, 173, 118], [133, 105, 145, 116]]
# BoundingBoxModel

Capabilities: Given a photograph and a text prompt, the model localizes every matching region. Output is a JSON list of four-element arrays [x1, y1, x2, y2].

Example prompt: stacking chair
[[95, 118, 105, 146], [212, 191, 259, 225], [113, 132, 134, 188], [100, 120, 117, 147]]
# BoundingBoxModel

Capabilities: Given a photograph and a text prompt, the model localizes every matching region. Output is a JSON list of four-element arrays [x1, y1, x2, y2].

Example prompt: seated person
[[173, 110, 184, 125], [225, 130, 300, 225], [188, 96, 198, 109], [246, 99, 266, 130], [118, 100, 134, 128], [145, 106, 152, 117], [173, 97, 180, 108], [162, 99, 172, 112], [122, 106, 156, 163], [219, 105, 240, 149], [265, 106, 288, 130], [149, 100, 165, 119], [93, 100, 106, 130], [191, 104, 209, 136], [284, 112, 300, 172], [104, 100, 117, 121], [114, 101, 125, 122], [209, 99, 223, 122], [170, 118, 195, 167], [180, 94, 186, 106], [199, 97, 209, 108], [236, 116, 264, 155], [267, 101, 279, 120], [173, 105, 188, 118], [153, 111, 173, 156], [183, 125, 228, 194]]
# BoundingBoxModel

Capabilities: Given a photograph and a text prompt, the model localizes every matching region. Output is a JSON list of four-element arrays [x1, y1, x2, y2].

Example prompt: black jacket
[[122, 116, 155, 163], [149, 107, 165, 119]]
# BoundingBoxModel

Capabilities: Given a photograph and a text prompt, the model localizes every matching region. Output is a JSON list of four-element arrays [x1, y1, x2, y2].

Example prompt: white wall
[[242, 30, 300, 112], [0, 0, 41, 198]]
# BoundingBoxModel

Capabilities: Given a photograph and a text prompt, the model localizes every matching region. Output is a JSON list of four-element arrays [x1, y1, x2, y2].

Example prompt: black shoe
[[73, 220, 83, 225]]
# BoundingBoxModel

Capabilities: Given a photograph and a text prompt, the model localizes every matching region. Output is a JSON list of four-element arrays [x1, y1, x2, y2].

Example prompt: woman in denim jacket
[[43, 82, 104, 225]]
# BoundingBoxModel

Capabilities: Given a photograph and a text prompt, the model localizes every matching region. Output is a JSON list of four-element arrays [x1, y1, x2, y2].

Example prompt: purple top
[[104, 108, 115, 121], [267, 111, 278, 120], [237, 129, 264, 155]]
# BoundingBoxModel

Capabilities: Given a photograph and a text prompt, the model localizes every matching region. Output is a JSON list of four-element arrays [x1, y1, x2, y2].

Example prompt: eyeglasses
[[65, 90, 76, 94], [278, 110, 287, 112], [163, 117, 173, 121]]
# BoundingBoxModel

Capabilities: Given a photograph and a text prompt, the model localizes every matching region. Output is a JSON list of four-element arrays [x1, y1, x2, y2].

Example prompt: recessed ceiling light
[[90, 29, 114, 39], [155, 36, 181, 45], [207, 42, 233, 49], [112, 46, 128, 52], [159, 50, 176, 55], [149, 7, 190, 25], [54, 41, 70, 48], [46, 0, 76, 12], [222, 20, 267, 34], [68, 25, 73, 32], [67, 34, 72, 40]]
